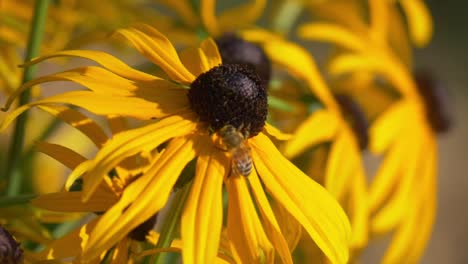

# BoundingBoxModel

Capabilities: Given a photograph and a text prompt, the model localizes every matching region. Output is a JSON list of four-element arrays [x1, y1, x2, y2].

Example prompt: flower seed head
[[414, 70, 452, 133], [215, 33, 271, 85], [188, 64, 267, 136], [0, 226, 23, 264]]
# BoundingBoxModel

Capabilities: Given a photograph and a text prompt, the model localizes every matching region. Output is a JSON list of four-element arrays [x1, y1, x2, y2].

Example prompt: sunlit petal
[[83, 136, 197, 261], [252, 133, 351, 264], [298, 23, 365, 52], [399, 0, 433, 47], [284, 110, 339, 158], [227, 175, 274, 263], [182, 137, 228, 264], [249, 169, 293, 264], [114, 25, 195, 84]]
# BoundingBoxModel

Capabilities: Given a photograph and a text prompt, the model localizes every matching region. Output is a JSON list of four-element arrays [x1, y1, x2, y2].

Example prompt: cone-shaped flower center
[[414, 71, 451, 133], [215, 33, 271, 85], [0, 226, 23, 264], [188, 64, 267, 137]]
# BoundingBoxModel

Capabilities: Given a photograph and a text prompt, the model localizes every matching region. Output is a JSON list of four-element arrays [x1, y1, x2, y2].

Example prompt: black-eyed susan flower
[[298, 0, 439, 262], [259, 39, 369, 255], [2, 24, 351, 263]]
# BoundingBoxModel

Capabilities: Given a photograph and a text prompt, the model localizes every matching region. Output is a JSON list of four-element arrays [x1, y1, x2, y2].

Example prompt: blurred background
[[362, 1, 468, 263]]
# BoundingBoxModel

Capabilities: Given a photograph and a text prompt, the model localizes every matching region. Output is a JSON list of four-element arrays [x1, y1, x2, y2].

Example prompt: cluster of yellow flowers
[[0, 0, 447, 263]]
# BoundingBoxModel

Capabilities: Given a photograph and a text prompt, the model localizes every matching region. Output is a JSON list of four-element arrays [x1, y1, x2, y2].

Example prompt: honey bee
[[218, 125, 253, 177]]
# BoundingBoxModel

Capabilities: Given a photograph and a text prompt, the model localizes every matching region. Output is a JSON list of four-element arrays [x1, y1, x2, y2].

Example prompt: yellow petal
[[36, 142, 87, 170], [201, 0, 219, 36], [368, 0, 389, 45], [154, 0, 199, 27], [111, 237, 130, 264], [270, 200, 302, 251], [325, 130, 359, 201], [114, 25, 195, 84], [251, 133, 351, 264], [249, 169, 294, 264], [31, 188, 118, 212], [2, 67, 188, 117], [227, 175, 274, 264], [181, 138, 227, 264], [399, 0, 433, 47], [284, 110, 339, 158], [78, 112, 196, 201], [22, 50, 157, 82], [298, 23, 365, 52], [263, 40, 339, 111], [371, 133, 421, 234], [38, 105, 108, 147], [107, 116, 128, 136], [263, 123, 292, 141], [200, 38, 222, 69], [35, 218, 99, 260], [328, 53, 379, 77], [347, 168, 369, 250], [369, 100, 409, 154], [382, 134, 436, 264], [180, 46, 212, 77], [218, 0, 266, 32], [83, 136, 197, 261]]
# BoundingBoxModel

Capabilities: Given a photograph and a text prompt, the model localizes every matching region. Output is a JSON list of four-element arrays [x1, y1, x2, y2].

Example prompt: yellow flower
[[260, 39, 369, 253], [298, 0, 438, 263], [2, 24, 351, 263]]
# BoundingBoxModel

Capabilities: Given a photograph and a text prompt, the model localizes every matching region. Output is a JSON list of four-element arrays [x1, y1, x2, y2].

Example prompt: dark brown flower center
[[188, 64, 267, 136], [215, 33, 271, 85], [335, 94, 369, 150], [414, 70, 452, 133], [0, 226, 23, 264]]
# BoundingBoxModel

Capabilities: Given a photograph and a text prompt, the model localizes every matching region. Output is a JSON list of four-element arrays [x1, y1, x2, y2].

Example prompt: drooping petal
[[181, 137, 227, 264], [298, 23, 366, 52], [263, 123, 292, 141], [371, 133, 421, 234], [369, 100, 409, 154], [201, 0, 219, 36], [284, 110, 339, 158], [34, 218, 99, 260], [200, 38, 222, 69], [22, 50, 157, 82], [270, 199, 302, 251], [114, 24, 195, 84], [31, 187, 118, 212], [382, 135, 436, 264], [249, 169, 293, 264], [399, 0, 433, 47], [347, 167, 369, 250], [218, 0, 266, 32], [82, 136, 197, 261], [78, 112, 197, 201], [263, 40, 339, 112], [36, 142, 87, 170], [38, 105, 108, 147], [325, 130, 360, 201], [1, 91, 181, 131], [227, 175, 274, 264], [251, 133, 351, 264]]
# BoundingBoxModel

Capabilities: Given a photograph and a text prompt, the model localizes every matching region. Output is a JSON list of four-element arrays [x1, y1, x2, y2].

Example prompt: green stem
[[272, 0, 303, 35], [4, 0, 50, 196], [153, 182, 193, 264], [0, 194, 36, 207]]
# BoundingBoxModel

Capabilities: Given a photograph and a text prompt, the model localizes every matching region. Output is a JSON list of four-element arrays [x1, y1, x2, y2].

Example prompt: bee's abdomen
[[232, 150, 253, 177]]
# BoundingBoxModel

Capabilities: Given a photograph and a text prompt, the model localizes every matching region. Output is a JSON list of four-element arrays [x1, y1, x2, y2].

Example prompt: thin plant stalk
[[4, 0, 50, 196]]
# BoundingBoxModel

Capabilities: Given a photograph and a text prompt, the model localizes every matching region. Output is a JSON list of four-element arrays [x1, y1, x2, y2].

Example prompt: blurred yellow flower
[[2, 24, 351, 263], [298, 0, 438, 263]]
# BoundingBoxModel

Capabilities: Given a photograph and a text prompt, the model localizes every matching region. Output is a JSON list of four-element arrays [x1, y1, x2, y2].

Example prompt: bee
[[218, 125, 253, 177]]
